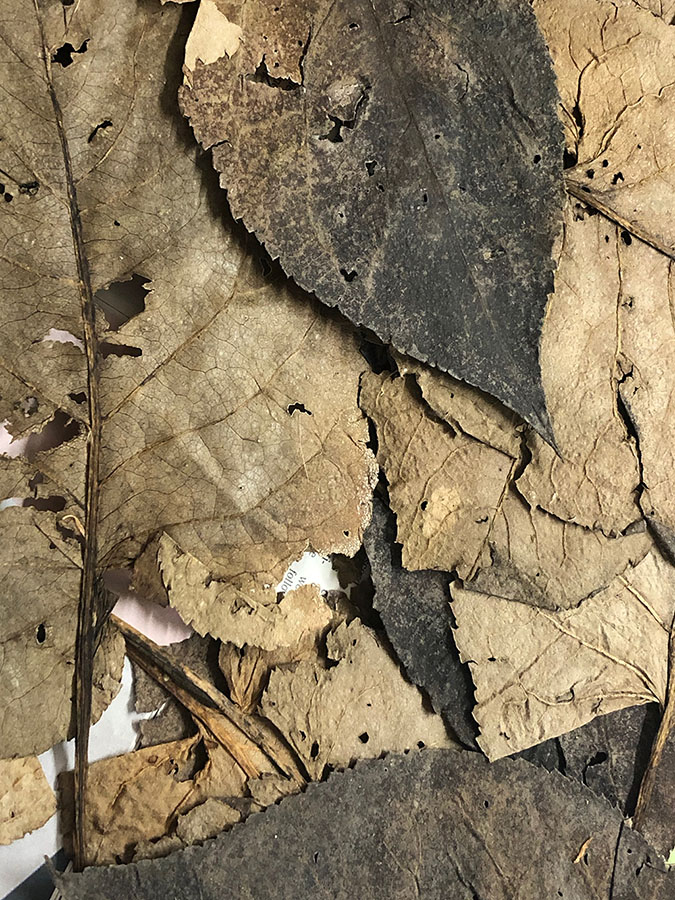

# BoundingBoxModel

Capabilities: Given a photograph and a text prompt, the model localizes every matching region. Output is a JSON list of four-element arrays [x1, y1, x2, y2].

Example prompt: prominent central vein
[[34, 1, 101, 871]]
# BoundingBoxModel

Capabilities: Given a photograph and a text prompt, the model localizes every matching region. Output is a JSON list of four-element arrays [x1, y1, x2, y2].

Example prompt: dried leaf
[[179, 0, 565, 436], [392, 351, 522, 458], [74, 736, 202, 865], [558, 703, 660, 816], [453, 549, 675, 759], [0, 0, 375, 761], [174, 797, 241, 846], [362, 366, 649, 607], [469, 487, 649, 609], [363, 495, 478, 749], [615, 233, 675, 553], [261, 619, 453, 779], [534, 0, 675, 255], [66, 728, 247, 865], [0, 756, 55, 845], [360, 371, 515, 578], [161, 540, 334, 651], [516, 203, 642, 534], [59, 749, 675, 900], [0, 462, 124, 758]]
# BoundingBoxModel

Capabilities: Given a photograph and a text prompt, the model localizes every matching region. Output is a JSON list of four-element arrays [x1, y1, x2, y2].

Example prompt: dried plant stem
[[113, 616, 307, 787]]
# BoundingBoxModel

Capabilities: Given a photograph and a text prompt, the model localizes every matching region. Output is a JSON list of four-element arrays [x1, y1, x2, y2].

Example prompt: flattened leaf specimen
[[516, 202, 641, 534], [65, 729, 247, 865], [363, 495, 478, 749], [0, 459, 124, 758], [0, 0, 375, 778], [0, 756, 55, 845], [261, 619, 453, 779], [361, 365, 649, 607], [453, 549, 675, 759], [179, 0, 565, 436], [468, 488, 649, 609], [60, 750, 675, 900], [360, 370, 515, 579], [558, 703, 660, 816], [615, 233, 675, 553], [534, 0, 675, 255], [159, 539, 334, 650]]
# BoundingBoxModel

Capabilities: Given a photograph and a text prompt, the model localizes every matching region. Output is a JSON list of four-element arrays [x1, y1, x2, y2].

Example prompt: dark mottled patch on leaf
[[180, 0, 564, 439]]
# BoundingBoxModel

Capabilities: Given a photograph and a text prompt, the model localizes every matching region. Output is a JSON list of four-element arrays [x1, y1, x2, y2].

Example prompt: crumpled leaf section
[[67, 728, 248, 865], [534, 0, 675, 255], [452, 549, 675, 760], [261, 619, 454, 780], [360, 371, 514, 579], [0, 756, 55, 845], [159, 535, 334, 651], [362, 360, 649, 609]]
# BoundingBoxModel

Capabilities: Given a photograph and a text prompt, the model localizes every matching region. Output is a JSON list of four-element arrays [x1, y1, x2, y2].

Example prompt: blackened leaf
[[363, 495, 478, 749], [179, 0, 564, 437], [558, 704, 661, 817], [59, 749, 675, 900]]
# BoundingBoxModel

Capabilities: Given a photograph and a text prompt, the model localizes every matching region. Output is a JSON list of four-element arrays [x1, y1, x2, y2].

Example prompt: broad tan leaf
[[261, 619, 454, 780], [179, 0, 565, 438], [452, 549, 675, 760], [534, 0, 675, 255], [469, 488, 649, 609], [0, 0, 375, 758], [360, 370, 515, 579], [0, 756, 55, 845], [71, 728, 247, 865]]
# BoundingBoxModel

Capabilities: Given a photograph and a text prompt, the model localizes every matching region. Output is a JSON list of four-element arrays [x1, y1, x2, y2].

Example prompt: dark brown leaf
[[179, 0, 565, 436]]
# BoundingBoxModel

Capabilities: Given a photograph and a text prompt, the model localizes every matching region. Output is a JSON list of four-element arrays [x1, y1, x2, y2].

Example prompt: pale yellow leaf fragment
[[360, 371, 514, 578], [0, 756, 55, 845], [82, 737, 201, 865], [534, 0, 675, 254], [453, 549, 675, 760], [517, 203, 641, 534], [261, 619, 454, 780], [78, 728, 247, 865], [184, 0, 243, 83], [160, 535, 334, 650]]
